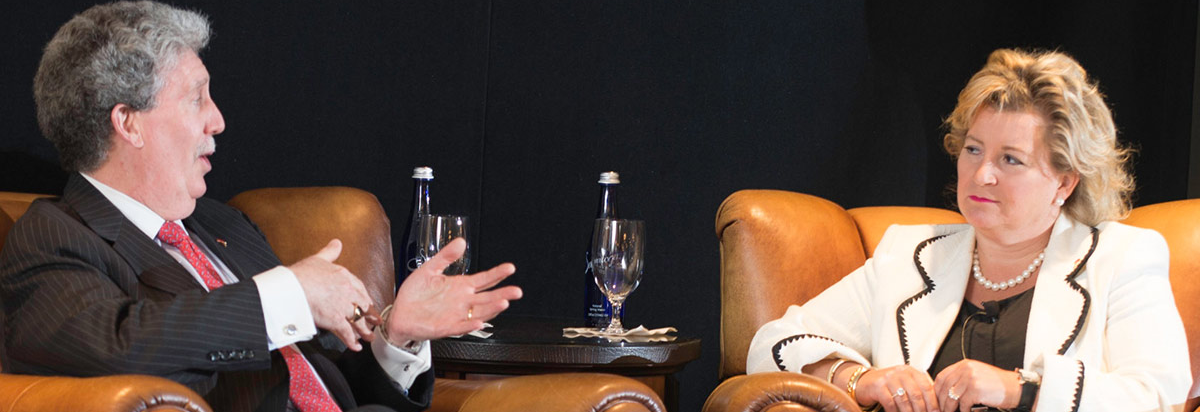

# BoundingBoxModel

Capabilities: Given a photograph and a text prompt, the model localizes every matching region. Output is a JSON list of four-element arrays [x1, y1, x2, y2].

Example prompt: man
[[0, 2, 522, 411]]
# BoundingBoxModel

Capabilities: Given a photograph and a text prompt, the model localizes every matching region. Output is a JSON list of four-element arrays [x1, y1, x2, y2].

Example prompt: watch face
[[402, 340, 423, 354], [1017, 368, 1041, 384]]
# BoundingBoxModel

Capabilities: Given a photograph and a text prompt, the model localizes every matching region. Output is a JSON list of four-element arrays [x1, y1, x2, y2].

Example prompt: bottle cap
[[598, 171, 620, 184], [412, 167, 434, 180]]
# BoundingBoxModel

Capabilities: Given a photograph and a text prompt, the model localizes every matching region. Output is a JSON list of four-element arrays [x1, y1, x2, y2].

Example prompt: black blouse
[[928, 288, 1035, 379]]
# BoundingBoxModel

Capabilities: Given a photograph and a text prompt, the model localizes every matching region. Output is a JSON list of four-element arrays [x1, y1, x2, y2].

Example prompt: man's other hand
[[386, 238, 522, 344], [289, 239, 375, 351]]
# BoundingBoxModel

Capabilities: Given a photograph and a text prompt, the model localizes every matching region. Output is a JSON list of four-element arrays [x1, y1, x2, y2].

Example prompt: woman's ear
[[1058, 171, 1080, 201], [110, 103, 144, 148]]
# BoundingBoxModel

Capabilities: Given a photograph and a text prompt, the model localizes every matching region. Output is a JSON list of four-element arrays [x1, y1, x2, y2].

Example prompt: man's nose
[[206, 103, 225, 136]]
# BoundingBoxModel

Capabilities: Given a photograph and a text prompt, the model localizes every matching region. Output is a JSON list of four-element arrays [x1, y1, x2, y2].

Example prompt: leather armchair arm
[[430, 374, 665, 412], [702, 372, 859, 412], [0, 374, 211, 412]]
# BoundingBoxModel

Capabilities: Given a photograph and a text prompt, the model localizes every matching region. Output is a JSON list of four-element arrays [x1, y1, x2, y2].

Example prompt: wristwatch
[[1014, 368, 1041, 411], [396, 339, 424, 355]]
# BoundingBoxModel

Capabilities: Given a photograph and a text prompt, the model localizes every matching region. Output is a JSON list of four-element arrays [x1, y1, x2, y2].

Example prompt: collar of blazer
[[62, 173, 206, 295], [896, 214, 1098, 370]]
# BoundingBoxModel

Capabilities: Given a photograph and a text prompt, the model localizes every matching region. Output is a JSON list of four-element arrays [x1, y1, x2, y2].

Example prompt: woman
[[747, 49, 1191, 412]]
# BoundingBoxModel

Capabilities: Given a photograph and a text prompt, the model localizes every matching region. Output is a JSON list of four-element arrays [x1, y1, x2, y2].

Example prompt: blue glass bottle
[[585, 171, 622, 328], [398, 167, 433, 288]]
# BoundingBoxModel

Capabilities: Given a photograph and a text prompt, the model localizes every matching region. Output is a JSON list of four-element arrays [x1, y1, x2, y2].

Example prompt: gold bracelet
[[377, 304, 395, 343], [376, 305, 423, 354], [846, 365, 872, 409], [826, 359, 850, 384]]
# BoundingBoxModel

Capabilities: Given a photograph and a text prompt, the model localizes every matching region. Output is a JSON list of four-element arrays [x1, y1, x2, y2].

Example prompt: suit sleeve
[[0, 206, 271, 390], [336, 342, 434, 411]]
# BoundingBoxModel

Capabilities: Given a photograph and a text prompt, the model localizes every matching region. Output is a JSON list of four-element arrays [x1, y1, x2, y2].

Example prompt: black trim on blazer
[[1057, 227, 1099, 356], [1070, 360, 1085, 412], [772, 334, 851, 371], [896, 234, 948, 365]]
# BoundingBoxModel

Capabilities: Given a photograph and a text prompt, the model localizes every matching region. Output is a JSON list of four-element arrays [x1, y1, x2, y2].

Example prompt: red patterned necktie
[[156, 221, 342, 412], [156, 221, 225, 290]]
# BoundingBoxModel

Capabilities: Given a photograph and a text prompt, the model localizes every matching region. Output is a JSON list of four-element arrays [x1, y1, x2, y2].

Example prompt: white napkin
[[562, 325, 678, 342], [450, 322, 493, 339]]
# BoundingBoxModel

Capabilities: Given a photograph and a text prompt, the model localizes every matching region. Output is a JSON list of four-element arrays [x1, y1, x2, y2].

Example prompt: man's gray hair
[[34, 1, 211, 172]]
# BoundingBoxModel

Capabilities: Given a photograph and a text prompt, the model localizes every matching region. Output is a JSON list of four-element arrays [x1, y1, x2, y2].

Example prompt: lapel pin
[[216, 239, 228, 247]]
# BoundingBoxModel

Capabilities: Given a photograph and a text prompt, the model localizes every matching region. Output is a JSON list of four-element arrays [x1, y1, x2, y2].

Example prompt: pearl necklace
[[972, 248, 1045, 291]]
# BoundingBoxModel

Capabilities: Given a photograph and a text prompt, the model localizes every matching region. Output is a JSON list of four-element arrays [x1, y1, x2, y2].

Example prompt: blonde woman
[[747, 49, 1191, 412]]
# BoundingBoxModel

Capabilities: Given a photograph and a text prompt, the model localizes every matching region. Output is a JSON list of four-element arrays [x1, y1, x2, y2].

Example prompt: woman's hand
[[856, 365, 940, 412], [933, 359, 1020, 412]]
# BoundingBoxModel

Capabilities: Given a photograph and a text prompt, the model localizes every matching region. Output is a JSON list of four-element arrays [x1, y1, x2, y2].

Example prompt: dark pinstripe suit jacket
[[0, 174, 432, 412]]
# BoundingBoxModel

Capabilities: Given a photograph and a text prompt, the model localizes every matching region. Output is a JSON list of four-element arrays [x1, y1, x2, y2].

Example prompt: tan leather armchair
[[704, 189, 1200, 412], [228, 186, 666, 412], [0, 191, 213, 412]]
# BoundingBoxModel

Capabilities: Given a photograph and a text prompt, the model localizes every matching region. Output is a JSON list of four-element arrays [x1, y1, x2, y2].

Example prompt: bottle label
[[585, 263, 623, 328], [407, 255, 425, 272]]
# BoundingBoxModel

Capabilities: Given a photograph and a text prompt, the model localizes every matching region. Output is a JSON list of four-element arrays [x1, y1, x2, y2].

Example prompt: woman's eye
[[1004, 154, 1024, 165], [963, 145, 980, 155]]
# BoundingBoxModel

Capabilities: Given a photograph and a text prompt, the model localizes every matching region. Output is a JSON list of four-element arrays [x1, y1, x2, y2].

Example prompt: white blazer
[[747, 214, 1191, 412]]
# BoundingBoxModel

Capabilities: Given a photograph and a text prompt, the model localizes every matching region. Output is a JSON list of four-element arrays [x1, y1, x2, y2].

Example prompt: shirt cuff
[[371, 331, 432, 391], [253, 266, 317, 349]]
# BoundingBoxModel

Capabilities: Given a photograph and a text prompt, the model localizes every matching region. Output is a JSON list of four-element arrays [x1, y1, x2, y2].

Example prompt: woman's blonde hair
[[943, 49, 1134, 226]]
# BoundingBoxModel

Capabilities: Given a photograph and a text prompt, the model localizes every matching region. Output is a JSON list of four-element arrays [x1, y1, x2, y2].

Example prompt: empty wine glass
[[589, 218, 644, 334], [417, 214, 470, 275]]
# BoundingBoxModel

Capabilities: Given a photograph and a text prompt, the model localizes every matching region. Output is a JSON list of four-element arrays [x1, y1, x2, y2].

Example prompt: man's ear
[[110, 103, 144, 148]]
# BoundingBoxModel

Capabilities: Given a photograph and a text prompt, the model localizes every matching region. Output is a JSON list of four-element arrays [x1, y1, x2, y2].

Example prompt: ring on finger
[[467, 306, 474, 321], [349, 304, 365, 322], [893, 387, 906, 398], [948, 387, 960, 401]]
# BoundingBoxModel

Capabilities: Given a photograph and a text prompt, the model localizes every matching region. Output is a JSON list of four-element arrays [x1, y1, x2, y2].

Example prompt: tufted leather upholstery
[[0, 191, 214, 412], [229, 186, 666, 412], [705, 189, 1199, 412]]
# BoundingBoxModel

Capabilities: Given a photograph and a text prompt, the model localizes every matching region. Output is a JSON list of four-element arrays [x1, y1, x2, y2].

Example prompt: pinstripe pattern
[[0, 174, 432, 412]]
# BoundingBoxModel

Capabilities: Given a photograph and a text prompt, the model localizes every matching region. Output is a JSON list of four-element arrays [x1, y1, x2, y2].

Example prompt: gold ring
[[467, 306, 474, 321], [350, 305, 364, 322]]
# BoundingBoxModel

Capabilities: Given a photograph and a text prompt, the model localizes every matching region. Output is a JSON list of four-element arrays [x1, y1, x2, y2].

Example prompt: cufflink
[[285, 324, 298, 336]]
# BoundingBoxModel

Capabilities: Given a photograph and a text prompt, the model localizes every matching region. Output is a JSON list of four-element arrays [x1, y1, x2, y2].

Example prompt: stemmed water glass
[[417, 214, 470, 275], [589, 218, 645, 334]]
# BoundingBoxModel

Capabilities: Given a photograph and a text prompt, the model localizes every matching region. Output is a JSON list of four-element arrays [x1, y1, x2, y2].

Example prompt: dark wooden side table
[[432, 315, 701, 412]]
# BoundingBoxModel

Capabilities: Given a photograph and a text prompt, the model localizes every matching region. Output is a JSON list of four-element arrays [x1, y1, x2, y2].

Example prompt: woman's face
[[956, 107, 1078, 243]]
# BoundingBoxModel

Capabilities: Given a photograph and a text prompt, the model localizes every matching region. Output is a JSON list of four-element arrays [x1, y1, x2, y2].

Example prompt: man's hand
[[386, 238, 522, 343], [289, 239, 376, 351]]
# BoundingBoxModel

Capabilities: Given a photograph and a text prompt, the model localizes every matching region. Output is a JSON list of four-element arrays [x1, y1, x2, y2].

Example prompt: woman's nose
[[973, 161, 997, 186]]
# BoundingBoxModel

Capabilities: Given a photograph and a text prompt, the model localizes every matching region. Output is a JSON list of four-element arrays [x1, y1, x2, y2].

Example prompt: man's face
[[133, 50, 224, 217]]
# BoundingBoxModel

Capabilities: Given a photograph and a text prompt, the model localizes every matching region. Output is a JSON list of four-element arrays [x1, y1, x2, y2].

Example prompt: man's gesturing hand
[[289, 239, 376, 351], [386, 238, 522, 344]]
